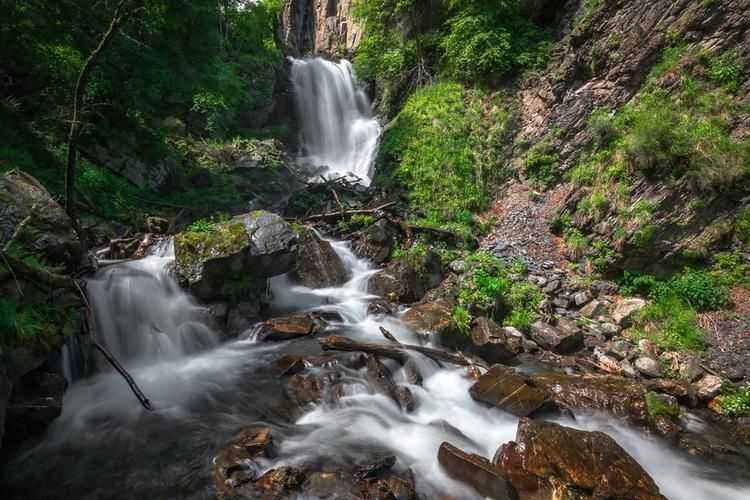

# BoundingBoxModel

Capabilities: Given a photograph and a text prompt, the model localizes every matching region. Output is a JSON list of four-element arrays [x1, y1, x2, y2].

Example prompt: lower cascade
[[3, 239, 749, 499], [290, 57, 381, 185]]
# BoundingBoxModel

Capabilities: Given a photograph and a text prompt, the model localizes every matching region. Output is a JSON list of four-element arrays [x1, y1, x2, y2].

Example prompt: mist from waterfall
[[289, 58, 380, 185]]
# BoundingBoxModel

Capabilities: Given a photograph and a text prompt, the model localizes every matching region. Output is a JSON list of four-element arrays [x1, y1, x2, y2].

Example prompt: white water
[[290, 58, 381, 185], [10, 238, 749, 499]]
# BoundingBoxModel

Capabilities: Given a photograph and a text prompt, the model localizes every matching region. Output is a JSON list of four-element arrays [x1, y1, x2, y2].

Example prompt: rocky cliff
[[277, 0, 362, 57]]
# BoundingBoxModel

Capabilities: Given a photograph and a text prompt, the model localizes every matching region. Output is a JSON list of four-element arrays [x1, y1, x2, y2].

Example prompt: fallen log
[[302, 201, 398, 222], [319, 335, 487, 368]]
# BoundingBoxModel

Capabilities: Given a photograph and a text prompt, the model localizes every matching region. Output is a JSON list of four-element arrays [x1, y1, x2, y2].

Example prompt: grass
[[0, 298, 65, 353], [645, 390, 679, 418], [378, 82, 514, 237]]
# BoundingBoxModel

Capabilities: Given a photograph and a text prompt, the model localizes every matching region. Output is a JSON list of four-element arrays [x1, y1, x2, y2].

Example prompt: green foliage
[[704, 50, 742, 93], [711, 252, 748, 285], [504, 282, 544, 332], [564, 227, 588, 257], [666, 268, 731, 311], [452, 305, 472, 334], [524, 141, 559, 188], [633, 295, 705, 352], [0, 298, 61, 353], [644, 391, 679, 418], [735, 209, 750, 247], [716, 383, 750, 417], [187, 218, 217, 233], [380, 82, 513, 235], [441, 0, 549, 83], [633, 224, 657, 247]]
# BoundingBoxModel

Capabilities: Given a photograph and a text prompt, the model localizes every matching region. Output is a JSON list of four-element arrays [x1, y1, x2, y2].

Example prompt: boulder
[[529, 319, 583, 354], [495, 418, 662, 499], [638, 339, 659, 359], [635, 357, 662, 378], [679, 354, 703, 382], [469, 365, 548, 417], [0, 170, 82, 272], [579, 298, 607, 318], [531, 374, 649, 425], [256, 314, 324, 342], [3, 371, 66, 446], [369, 250, 443, 303], [290, 230, 348, 287], [611, 298, 646, 325], [174, 211, 297, 301], [402, 297, 458, 337], [467, 317, 518, 364], [437, 442, 516, 500], [352, 218, 400, 264], [695, 374, 722, 400]]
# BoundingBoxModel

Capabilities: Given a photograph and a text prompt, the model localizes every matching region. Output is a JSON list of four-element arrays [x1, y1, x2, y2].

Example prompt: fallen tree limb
[[319, 335, 487, 368], [91, 340, 153, 411], [379, 326, 400, 344], [302, 202, 398, 222]]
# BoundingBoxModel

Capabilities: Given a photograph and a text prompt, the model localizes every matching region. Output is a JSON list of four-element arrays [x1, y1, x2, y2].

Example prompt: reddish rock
[[438, 442, 516, 500], [257, 314, 323, 342], [469, 365, 548, 417], [695, 374, 722, 400], [496, 418, 662, 499], [212, 425, 274, 493]]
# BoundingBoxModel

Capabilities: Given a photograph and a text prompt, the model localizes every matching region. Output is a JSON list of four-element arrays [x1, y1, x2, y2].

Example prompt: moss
[[645, 391, 679, 418], [174, 223, 249, 280]]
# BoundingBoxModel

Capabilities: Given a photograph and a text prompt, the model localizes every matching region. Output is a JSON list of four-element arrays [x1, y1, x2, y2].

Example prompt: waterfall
[[290, 58, 381, 185]]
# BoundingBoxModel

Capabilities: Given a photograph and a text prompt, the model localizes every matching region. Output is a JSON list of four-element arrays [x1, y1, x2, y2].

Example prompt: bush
[[524, 142, 559, 188], [667, 268, 730, 311], [633, 295, 705, 352]]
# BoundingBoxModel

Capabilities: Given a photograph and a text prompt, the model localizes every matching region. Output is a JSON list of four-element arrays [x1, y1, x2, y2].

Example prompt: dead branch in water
[[91, 340, 153, 411], [379, 326, 400, 344]]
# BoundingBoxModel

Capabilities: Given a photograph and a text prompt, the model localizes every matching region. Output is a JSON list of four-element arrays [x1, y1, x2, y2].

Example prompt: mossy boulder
[[174, 211, 297, 301], [0, 170, 82, 272]]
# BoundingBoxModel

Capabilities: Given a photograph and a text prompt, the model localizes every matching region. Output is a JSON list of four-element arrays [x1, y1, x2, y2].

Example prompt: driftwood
[[319, 335, 486, 368], [91, 340, 153, 411], [302, 201, 398, 222], [379, 326, 400, 344]]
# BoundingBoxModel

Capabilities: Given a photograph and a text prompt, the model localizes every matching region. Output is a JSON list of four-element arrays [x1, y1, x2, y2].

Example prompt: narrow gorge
[[1, 1, 750, 499]]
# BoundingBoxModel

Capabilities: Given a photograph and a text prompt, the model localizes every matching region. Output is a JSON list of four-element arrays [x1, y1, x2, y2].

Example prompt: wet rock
[[361, 475, 417, 500], [652, 415, 682, 440], [468, 317, 518, 364], [4, 371, 66, 445], [528, 319, 583, 354], [437, 442, 516, 500], [254, 465, 306, 492], [212, 425, 273, 490], [0, 171, 82, 272], [367, 298, 397, 315], [695, 374, 722, 400], [496, 418, 662, 499], [469, 365, 547, 417], [635, 357, 662, 378], [278, 356, 306, 376], [291, 230, 348, 287], [402, 297, 457, 337], [256, 314, 324, 342], [611, 298, 646, 325], [531, 374, 649, 425], [145, 216, 169, 234], [279, 374, 323, 420], [365, 356, 414, 412], [355, 455, 397, 481], [174, 211, 297, 301], [352, 219, 400, 264], [369, 250, 443, 303]]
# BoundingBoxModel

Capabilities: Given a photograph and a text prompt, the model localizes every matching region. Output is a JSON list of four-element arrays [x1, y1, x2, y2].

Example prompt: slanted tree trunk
[[65, 0, 144, 254]]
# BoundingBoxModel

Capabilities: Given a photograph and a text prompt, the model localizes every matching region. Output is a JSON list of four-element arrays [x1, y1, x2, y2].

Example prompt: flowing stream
[[3, 57, 750, 499], [290, 58, 380, 185]]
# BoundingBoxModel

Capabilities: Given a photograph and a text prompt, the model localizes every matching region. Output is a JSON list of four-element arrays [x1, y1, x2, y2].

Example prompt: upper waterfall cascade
[[290, 57, 381, 185]]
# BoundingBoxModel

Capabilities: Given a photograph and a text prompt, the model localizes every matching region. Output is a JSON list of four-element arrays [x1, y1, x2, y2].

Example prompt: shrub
[[666, 268, 730, 311], [452, 305, 472, 334], [633, 295, 705, 352], [504, 282, 544, 332], [524, 142, 559, 188], [704, 50, 742, 93], [187, 218, 217, 233], [633, 224, 658, 247]]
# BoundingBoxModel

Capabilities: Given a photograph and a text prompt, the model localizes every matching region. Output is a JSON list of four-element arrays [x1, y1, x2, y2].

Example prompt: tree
[[64, 0, 144, 253]]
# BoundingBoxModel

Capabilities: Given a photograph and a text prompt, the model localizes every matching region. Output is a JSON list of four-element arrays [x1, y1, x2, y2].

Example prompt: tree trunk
[[64, 0, 144, 255]]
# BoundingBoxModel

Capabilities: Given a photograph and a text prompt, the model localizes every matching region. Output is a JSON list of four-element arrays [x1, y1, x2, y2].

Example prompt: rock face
[[174, 211, 297, 301], [438, 442, 516, 500], [469, 365, 547, 417], [290, 230, 348, 287], [277, 0, 362, 57], [0, 170, 82, 271], [496, 418, 662, 499]]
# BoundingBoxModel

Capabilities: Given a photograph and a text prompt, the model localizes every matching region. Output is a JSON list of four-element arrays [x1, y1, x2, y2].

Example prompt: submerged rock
[[212, 425, 274, 492], [291, 230, 348, 287], [438, 442, 516, 499], [496, 418, 662, 499], [469, 365, 547, 417]]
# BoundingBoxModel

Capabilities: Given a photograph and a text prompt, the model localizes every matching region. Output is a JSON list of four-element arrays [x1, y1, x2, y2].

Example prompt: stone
[[495, 418, 662, 499], [611, 298, 646, 325], [635, 357, 662, 378], [174, 211, 297, 301], [468, 317, 518, 364], [437, 442, 516, 500], [449, 259, 468, 274], [579, 299, 607, 318], [620, 359, 638, 378], [254, 466, 306, 491], [291, 230, 348, 287], [278, 356, 306, 376], [212, 424, 274, 491], [369, 250, 443, 303], [366, 298, 397, 315], [607, 339, 632, 360], [256, 315, 324, 342], [679, 354, 703, 382], [531, 374, 649, 425], [402, 297, 458, 337], [0, 171, 82, 272], [638, 339, 659, 359], [601, 322, 620, 336], [528, 320, 583, 354], [695, 374, 722, 400], [145, 216, 169, 234], [573, 291, 592, 307], [469, 365, 548, 417], [351, 218, 399, 264], [593, 347, 622, 375], [652, 415, 682, 440], [645, 378, 690, 399]]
